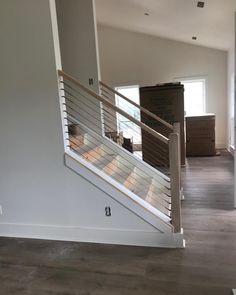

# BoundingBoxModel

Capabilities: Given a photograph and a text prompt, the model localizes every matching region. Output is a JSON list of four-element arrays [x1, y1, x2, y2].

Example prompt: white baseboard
[[0, 223, 185, 248], [228, 145, 235, 157], [216, 144, 227, 149]]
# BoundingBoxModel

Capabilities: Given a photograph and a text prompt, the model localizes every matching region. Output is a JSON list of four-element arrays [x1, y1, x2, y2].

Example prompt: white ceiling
[[95, 0, 236, 50]]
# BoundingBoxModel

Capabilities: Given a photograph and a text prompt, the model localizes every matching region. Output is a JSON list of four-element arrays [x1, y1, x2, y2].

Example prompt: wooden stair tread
[[146, 194, 171, 217], [76, 143, 103, 163], [146, 189, 171, 207], [93, 155, 116, 170], [150, 182, 171, 198], [110, 165, 134, 185], [124, 171, 151, 197], [69, 134, 85, 150], [102, 158, 121, 176]]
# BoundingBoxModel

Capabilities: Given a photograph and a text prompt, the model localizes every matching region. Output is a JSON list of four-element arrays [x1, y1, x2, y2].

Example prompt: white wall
[[228, 43, 235, 150], [234, 13, 236, 209], [56, 0, 100, 90], [56, 0, 103, 134], [0, 0, 158, 245], [97, 25, 228, 148]]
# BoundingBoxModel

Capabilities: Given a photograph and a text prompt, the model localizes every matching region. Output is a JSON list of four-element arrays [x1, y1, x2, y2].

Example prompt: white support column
[[234, 12, 236, 209], [169, 132, 182, 233], [173, 122, 184, 201]]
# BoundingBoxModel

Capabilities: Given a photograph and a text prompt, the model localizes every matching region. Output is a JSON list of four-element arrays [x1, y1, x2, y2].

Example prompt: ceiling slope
[[95, 0, 236, 50]]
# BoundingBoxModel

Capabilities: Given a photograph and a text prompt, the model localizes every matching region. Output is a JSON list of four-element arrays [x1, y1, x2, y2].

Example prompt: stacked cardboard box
[[186, 114, 216, 156]]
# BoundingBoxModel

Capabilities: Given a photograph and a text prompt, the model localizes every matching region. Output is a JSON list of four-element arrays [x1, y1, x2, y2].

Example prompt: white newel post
[[169, 131, 182, 233], [173, 122, 184, 200]]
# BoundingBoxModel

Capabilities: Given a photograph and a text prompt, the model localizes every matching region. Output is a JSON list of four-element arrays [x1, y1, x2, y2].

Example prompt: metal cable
[[61, 83, 170, 165]]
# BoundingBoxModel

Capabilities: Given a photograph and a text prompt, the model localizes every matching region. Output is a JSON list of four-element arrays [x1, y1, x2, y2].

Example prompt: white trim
[[92, 0, 101, 82], [0, 223, 185, 248], [49, 0, 69, 151], [229, 145, 235, 157], [216, 143, 227, 149], [49, 0, 62, 70], [58, 78, 70, 151]]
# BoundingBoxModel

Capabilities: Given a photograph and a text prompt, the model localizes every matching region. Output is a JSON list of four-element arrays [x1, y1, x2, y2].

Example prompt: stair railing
[[99, 80, 178, 169], [58, 70, 181, 233], [99, 80, 174, 130]]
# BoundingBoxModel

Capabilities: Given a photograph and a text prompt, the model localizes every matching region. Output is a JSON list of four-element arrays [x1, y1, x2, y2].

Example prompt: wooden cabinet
[[140, 83, 185, 167], [186, 114, 216, 156]]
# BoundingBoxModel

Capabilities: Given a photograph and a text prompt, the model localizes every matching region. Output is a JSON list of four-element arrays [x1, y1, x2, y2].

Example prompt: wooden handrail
[[99, 80, 174, 131], [58, 70, 169, 145]]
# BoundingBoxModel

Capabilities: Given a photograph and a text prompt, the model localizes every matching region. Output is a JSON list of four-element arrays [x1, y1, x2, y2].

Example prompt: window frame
[[175, 76, 207, 116], [114, 84, 141, 144]]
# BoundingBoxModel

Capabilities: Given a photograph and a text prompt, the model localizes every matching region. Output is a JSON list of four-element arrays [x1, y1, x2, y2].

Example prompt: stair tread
[[79, 142, 99, 153], [110, 167, 134, 184], [74, 142, 103, 164], [134, 167, 170, 189], [149, 183, 171, 199], [124, 171, 151, 196], [94, 157, 114, 168], [122, 170, 171, 216], [146, 190, 170, 206], [69, 134, 85, 150], [146, 195, 171, 217]]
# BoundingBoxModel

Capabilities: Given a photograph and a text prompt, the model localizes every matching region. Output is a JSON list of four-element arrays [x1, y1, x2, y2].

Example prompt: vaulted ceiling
[[95, 0, 236, 50]]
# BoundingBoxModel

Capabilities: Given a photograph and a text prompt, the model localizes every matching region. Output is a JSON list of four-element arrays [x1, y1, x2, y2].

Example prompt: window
[[115, 85, 141, 144], [180, 78, 206, 116]]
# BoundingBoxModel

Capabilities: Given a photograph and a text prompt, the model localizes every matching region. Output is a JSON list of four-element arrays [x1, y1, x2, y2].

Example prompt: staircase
[[58, 70, 184, 248]]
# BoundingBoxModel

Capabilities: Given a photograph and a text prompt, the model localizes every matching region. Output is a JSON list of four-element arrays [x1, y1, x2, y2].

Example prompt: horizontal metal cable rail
[[58, 70, 182, 233], [61, 88, 171, 191], [62, 83, 170, 172], [62, 79, 170, 173], [66, 126, 171, 217], [59, 70, 169, 145], [62, 92, 171, 206], [99, 80, 174, 130], [67, 134, 171, 216], [99, 81, 172, 168]]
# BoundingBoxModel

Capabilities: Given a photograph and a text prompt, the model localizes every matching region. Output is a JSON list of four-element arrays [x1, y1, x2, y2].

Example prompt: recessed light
[[192, 36, 197, 40], [197, 1, 205, 8], [144, 12, 149, 16]]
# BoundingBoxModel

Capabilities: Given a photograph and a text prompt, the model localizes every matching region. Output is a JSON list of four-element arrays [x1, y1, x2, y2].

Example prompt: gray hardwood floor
[[1, 151, 235, 294]]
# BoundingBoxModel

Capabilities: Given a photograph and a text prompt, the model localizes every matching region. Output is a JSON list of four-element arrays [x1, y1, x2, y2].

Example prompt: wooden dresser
[[186, 114, 216, 156], [140, 83, 185, 167]]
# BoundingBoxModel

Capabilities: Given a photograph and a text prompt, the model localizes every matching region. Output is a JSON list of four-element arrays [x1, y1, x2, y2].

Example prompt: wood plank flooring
[[1, 151, 235, 294]]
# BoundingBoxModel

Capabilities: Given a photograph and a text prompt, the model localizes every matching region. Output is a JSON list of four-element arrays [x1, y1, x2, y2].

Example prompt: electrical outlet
[[0, 205, 3, 215], [89, 78, 94, 86], [105, 206, 111, 217]]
